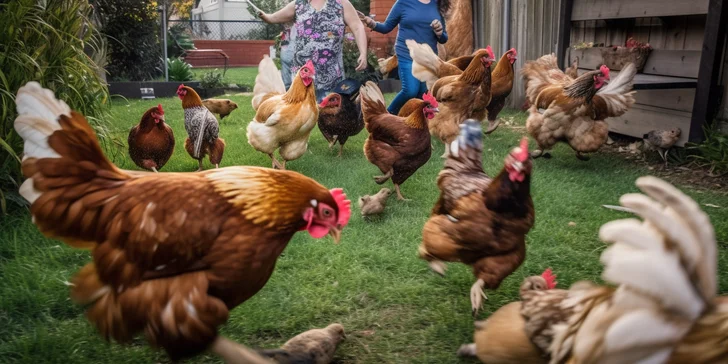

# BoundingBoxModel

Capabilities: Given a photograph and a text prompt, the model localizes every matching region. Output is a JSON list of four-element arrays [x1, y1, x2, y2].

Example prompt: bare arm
[[342, 0, 368, 71], [259, 1, 295, 24]]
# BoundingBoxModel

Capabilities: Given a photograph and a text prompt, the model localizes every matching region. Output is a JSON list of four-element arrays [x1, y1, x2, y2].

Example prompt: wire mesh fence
[[169, 20, 281, 41]]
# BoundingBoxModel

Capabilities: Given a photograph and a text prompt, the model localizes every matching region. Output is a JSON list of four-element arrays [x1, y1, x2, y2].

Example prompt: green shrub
[[200, 69, 225, 89], [92, 0, 163, 81], [687, 125, 728, 174], [168, 58, 195, 81], [342, 34, 381, 83], [0, 0, 112, 214], [167, 22, 196, 58]]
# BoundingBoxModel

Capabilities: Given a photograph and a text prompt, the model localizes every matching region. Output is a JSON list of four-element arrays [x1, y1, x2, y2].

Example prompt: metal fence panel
[[169, 20, 281, 41]]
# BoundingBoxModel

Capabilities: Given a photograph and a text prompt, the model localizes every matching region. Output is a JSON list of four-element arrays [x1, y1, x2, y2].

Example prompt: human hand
[[356, 53, 367, 71], [258, 11, 271, 23], [430, 19, 443, 37]]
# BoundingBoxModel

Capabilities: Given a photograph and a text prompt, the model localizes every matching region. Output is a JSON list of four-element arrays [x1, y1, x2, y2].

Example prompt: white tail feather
[[252, 55, 286, 110], [14, 82, 72, 204], [407, 39, 442, 89], [598, 63, 636, 95]]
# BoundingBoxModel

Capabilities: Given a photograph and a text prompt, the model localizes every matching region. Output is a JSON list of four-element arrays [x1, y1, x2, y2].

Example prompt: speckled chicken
[[177, 84, 225, 170], [643, 127, 681, 166], [258, 324, 346, 364]]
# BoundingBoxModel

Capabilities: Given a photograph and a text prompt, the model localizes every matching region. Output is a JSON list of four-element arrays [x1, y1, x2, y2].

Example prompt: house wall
[[191, 40, 274, 66], [193, 0, 255, 21], [367, 0, 397, 58]]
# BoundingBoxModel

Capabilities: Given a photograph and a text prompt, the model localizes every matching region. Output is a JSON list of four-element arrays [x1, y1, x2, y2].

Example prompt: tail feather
[[14, 82, 70, 162], [359, 81, 388, 118], [407, 40, 445, 89], [253, 55, 286, 110]]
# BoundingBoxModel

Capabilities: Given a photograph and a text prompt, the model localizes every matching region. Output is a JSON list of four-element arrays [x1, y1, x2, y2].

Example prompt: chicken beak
[[432, 107, 440, 113], [329, 226, 342, 244]]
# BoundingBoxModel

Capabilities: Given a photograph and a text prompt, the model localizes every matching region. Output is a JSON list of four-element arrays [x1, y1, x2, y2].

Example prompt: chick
[[258, 324, 345, 364], [565, 58, 579, 79], [358, 188, 392, 218], [643, 127, 681, 166], [202, 98, 239, 119]]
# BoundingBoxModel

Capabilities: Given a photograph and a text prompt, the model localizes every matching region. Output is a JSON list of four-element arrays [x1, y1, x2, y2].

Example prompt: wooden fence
[[474, 0, 563, 109]]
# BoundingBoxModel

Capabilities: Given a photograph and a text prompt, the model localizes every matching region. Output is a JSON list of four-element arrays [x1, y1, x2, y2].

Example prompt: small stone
[[568, 221, 576, 227]]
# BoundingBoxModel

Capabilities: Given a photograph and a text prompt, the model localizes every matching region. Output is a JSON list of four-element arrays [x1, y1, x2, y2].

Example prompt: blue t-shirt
[[373, 0, 448, 62]]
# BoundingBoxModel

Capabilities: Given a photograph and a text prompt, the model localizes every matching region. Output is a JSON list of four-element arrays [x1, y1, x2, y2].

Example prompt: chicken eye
[[322, 208, 332, 217]]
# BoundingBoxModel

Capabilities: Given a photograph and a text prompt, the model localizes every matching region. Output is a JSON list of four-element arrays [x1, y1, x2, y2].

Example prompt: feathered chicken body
[[482, 48, 518, 133], [458, 176, 722, 364], [258, 323, 345, 364], [317, 87, 364, 157], [523, 54, 636, 160], [248, 56, 318, 170], [360, 81, 438, 201], [177, 84, 225, 170], [202, 98, 239, 120], [14, 82, 351, 362], [408, 41, 497, 157], [419, 120, 534, 314], [127, 104, 174, 172]]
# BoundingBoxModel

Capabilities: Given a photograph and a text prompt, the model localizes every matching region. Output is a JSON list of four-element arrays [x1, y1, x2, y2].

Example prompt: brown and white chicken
[[523, 54, 636, 160], [458, 176, 724, 364]]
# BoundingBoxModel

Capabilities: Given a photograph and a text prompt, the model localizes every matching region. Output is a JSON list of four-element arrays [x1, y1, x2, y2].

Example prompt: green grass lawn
[[193, 67, 259, 88], [2, 93, 728, 363]]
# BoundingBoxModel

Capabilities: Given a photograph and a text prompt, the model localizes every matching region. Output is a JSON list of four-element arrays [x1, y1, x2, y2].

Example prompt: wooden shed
[[473, 0, 728, 144]]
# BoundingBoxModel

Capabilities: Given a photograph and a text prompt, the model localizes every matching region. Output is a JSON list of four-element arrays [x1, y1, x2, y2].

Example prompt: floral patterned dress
[[292, 0, 345, 95]]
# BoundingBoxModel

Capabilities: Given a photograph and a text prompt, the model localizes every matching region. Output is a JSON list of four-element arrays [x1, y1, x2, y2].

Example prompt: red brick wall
[[190, 40, 274, 67], [368, 0, 397, 58]]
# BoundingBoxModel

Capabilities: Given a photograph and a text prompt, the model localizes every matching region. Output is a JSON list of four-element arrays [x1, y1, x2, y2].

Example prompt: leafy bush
[[167, 23, 196, 58], [342, 34, 381, 83], [168, 58, 195, 81], [92, 0, 163, 81], [687, 125, 728, 174], [200, 69, 225, 89], [0, 0, 111, 214]]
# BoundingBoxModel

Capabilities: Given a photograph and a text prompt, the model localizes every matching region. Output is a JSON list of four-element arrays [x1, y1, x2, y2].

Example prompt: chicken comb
[[177, 84, 185, 91], [600, 65, 610, 79], [485, 45, 495, 60], [422, 91, 438, 108], [330, 188, 351, 227], [514, 137, 529, 162], [509, 48, 517, 57], [541, 268, 557, 289], [157, 103, 164, 114]]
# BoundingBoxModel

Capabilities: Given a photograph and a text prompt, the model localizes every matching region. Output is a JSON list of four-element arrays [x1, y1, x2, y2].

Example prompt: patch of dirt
[[601, 133, 728, 193]]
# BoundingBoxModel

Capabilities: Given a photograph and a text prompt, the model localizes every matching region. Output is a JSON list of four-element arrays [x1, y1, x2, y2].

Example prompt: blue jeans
[[387, 57, 428, 115], [281, 44, 294, 89]]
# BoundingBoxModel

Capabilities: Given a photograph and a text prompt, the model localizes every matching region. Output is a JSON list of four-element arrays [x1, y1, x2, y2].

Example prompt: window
[[210, 0, 218, 4]]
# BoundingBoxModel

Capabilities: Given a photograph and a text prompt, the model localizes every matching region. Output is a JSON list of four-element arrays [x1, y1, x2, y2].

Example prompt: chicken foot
[[428, 260, 447, 276], [328, 135, 339, 149], [151, 167, 159, 173], [338, 144, 344, 158], [374, 169, 393, 184], [530, 149, 552, 159], [575, 151, 590, 161], [470, 279, 488, 316], [268, 154, 284, 170], [394, 184, 410, 201], [210, 336, 274, 364], [484, 119, 501, 134], [197, 159, 204, 172]]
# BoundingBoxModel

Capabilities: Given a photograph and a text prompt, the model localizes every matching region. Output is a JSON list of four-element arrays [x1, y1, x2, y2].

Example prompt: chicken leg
[[374, 169, 393, 184], [470, 278, 488, 316], [197, 159, 204, 171], [328, 135, 338, 149], [394, 184, 410, 201], [457, 343, 477, 357], [210, 336, 274, 364], [151, 167, 159, 173], [269, 154, 284, 170], [575, 151, 590, 161], [338, 144, 344, 158]]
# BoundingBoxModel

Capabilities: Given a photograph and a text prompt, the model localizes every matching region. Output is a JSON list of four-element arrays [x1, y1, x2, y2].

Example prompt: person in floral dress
[[259, 0, 368, 102]]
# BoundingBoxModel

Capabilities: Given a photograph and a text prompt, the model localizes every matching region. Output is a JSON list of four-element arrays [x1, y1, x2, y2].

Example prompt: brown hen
[[419, 120, 534, 315], [127, 104, 174, 172], [14, 82, 352, 362]]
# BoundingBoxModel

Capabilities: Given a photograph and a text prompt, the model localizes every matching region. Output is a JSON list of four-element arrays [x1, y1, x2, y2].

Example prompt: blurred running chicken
[[523, 54, 636, 160], [458, 176, 726, 364], [419, 120, 534, 315], [14, 82, 351, 363], [248, 56, 318, 169]]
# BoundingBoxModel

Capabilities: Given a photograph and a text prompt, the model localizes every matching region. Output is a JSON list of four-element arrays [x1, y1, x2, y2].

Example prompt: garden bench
[[182, 49, 230, 76]]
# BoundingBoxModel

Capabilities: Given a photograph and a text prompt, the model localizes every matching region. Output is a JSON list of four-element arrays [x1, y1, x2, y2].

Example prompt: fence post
[[158, 6, 169, 82]]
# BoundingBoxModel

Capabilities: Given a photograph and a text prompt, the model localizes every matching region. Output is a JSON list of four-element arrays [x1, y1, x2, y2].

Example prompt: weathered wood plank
[[570, 48, 601, 69], [608, 105, 691, 146], [576, 69, 698, 89], [572, 0, 708, 21], [634, 89, 696, 113], [663, 16, 687, 50], [684, 15, 707, 51], [642, 50, 701, 78], [557, 0, 574, 68]]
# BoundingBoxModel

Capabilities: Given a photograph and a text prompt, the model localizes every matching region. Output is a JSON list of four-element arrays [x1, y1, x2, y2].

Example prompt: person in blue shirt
[[359, 0, 449, 114]]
